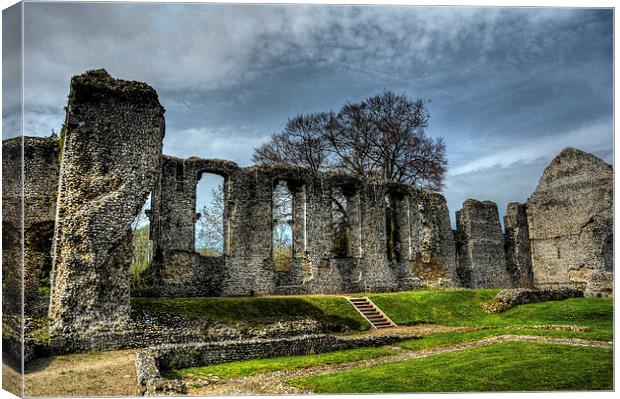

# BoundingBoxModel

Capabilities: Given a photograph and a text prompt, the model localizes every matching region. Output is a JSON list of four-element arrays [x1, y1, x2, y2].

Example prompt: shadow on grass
[[131, 296, 369, 332]]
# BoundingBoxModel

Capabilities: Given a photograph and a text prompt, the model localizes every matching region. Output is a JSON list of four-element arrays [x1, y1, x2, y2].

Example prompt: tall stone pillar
[[456, 199, 511, 288], [504, 202, 533, 288], [49, 69, 165, 350]]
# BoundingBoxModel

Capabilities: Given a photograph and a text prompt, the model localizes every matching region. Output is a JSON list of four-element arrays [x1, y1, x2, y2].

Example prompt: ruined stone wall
[[12, 72, 611, 313], [456, 199, 511, 288], [150, 159, 459, 295], [24, 137, 59, 316], [148, 157, 237, 296], [526, 148, 613, 296], [504, 202, 533, 288], [410, 191, 458, 288], [48, 69, 165, 350], [2, 137, 24, 315], [2, 136, 59, 317]]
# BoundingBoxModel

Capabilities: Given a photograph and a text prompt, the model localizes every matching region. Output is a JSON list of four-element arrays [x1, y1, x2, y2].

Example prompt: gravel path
[[187, 335, 612, 395]]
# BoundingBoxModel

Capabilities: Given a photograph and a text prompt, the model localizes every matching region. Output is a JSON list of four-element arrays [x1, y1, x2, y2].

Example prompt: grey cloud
[[9, 3, 612, 224]]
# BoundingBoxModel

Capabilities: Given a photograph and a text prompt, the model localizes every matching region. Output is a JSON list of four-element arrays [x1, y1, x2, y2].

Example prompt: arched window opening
[[175, 162, 184, 191], [332, 186, 352, 258], [273, 180, 293, 270], [195, 173, 225, 256], [131, 194, 153, 293], [385, 193, 402, 263]]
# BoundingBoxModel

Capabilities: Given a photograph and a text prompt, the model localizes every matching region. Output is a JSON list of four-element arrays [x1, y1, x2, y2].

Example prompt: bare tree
[[253, 113, 332, 172], [253, 90, 447, 191], [196, 184, 225, 256], [272, 181, 293, 270]]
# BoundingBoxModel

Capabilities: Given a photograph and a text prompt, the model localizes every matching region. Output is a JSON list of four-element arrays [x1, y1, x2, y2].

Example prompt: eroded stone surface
[[482, 287, 583, 313], [2, 137, 24, 316], [526, 148, 613, 296], [48, 69, 165, 348], [3, 67, 613, 360], [148, 162, 460, 296], [504, 202, 533, 288], [456, 199, 511, 288]]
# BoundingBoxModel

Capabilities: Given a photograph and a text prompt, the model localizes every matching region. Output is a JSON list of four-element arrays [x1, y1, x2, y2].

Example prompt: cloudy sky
[[3, 2, 613, 226]]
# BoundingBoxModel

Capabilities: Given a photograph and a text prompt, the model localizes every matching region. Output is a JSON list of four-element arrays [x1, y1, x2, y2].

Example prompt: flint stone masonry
[[4, 67, 614, 357], [149, 159, 460, 296], [482, 287, 584, 313], [456, 199, 511, 288], [48, 69, 165, 350], [136, 332, 413, 394], [2, 137, 24, 316], [48, 312, 324, 354], [526, 148, 613, 296], [504, 202, 534, 288]]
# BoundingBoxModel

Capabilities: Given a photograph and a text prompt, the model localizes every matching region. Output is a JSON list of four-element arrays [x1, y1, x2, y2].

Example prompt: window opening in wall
[[273, 180, 294, 270], [332, 186, 351, 258], [25, 222, 55, 299], [131, 194, 153, 294], [385, 193, 402, 263], [175, 162, 184, 191], [195, 173, 225, 257], [603, 236, 613, 272]]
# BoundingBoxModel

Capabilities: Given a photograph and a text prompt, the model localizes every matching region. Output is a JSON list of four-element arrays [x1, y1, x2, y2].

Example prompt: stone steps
[[347, 297, 397, 329]]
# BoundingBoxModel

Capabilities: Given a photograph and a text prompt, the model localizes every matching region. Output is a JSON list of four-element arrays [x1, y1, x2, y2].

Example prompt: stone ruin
[[526, 148, 613, 296], [1, 69, 614, 353], [149, 158, 457, 297]]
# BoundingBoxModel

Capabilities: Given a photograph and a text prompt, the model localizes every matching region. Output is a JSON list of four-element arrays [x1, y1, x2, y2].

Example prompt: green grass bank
[[291, 341, 613, 393]]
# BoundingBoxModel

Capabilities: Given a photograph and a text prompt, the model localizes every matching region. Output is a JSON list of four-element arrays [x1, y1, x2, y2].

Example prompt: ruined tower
[[48, 70, 165, 350]]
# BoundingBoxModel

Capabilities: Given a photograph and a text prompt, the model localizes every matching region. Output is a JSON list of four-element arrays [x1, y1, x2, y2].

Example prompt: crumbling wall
[[456, 199, 511, 288], [409, 191, 458, 288], [2, 137, 24, 315], [1, 136, 59, 317], [48, 69, 165, 350], [504, 202, 533, 288], [149, 157, 236, 296], [526, 148, 613, 296], [150, 161, 459, 295]]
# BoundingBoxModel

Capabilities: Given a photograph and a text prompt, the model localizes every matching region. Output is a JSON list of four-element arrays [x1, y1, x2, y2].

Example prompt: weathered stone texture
[[136, 331, 411, 394], [456, 199, 511, 288], [2, 137, 24, 315], [526, 148, 613, 296], [410, 192, 458, 287], [482, 287, 584, 313], [149, 161, 460, 296], [3, 136, 59, 317], [48, 69, 165, 347], [504, 202, 533, 288]]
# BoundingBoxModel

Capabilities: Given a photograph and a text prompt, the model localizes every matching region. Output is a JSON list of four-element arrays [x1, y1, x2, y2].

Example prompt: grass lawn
[[369, 290, 612, 339], [397, 327, 607, 352], [291, 341, 613, 393], [131, 295, 370, 331], [169, 347, 396, 381]]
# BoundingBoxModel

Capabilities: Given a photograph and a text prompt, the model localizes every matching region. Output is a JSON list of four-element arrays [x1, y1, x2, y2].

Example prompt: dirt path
[[24, 349, 139, 397], [187, 335, 613, 395]]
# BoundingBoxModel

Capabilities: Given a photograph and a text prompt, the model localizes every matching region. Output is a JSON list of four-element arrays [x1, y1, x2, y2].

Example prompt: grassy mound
[[132, 289, 612, 336], [291, 341, 613, 393], [131, 295, 370, 331], [369, 290, 612, 338]]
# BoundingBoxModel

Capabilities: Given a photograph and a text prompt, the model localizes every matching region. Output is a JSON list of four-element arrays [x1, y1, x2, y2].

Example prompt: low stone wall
[[49, 312, 324, 355], [136, 333, 411, 395], [482, 287, 584, 313]]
